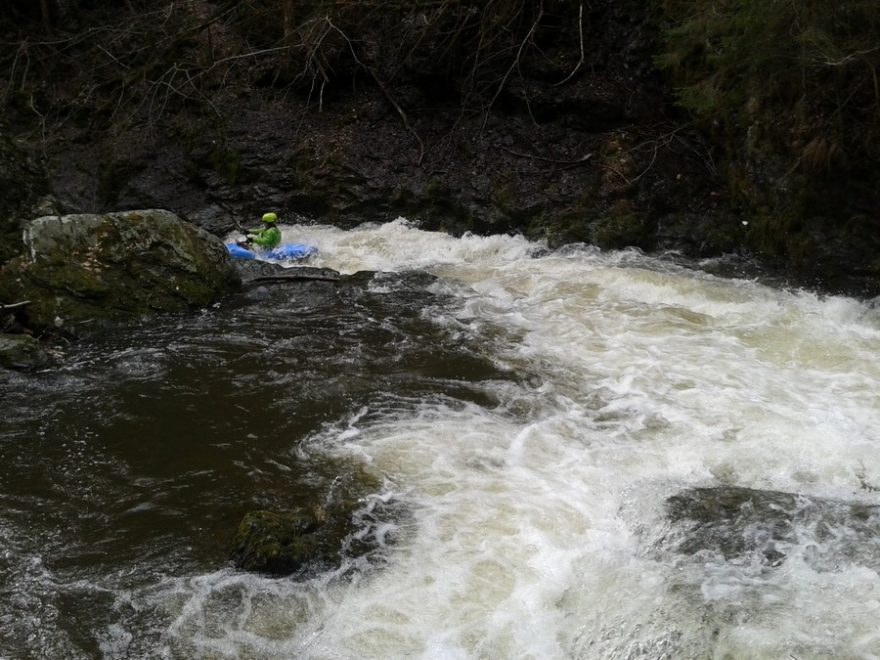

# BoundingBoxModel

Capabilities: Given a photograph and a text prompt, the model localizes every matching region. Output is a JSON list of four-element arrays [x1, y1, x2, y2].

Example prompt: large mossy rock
[[0, 210, 239, 335]]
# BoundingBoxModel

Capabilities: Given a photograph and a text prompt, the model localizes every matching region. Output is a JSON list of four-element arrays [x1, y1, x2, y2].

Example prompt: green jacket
[[248, 225, 281, 249]]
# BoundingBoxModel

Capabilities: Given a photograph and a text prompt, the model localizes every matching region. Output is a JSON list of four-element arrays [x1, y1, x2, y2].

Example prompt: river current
[[2, 220, 880, 659]]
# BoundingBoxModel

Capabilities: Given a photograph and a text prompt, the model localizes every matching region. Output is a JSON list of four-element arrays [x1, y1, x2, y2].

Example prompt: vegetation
[[0, 0, 583, 138], [658, 0, 878, 155], [655, 0, 880, 269]]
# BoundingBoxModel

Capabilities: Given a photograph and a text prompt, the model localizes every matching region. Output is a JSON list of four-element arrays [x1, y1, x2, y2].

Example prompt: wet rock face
[[0, 210, 239, 336], [665, 486, 880, 572]]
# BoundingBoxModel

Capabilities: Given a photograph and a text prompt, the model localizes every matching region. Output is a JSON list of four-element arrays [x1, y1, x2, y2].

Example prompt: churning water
[[2, 219, 880, 659]]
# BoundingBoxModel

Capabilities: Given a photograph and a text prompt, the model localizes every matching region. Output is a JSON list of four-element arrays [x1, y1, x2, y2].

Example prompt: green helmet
[[262, 212, 278, 223]]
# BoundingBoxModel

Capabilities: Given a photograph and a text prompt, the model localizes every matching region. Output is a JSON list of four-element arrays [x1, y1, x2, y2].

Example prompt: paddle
[[230, 216, 252, 246]]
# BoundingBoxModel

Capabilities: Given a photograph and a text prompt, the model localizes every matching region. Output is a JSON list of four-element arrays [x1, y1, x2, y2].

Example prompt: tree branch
[[1, 300, 31, 311]]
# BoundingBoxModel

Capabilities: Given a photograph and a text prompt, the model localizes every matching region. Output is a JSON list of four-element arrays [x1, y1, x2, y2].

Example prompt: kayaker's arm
[[250, 226, 281, 249]]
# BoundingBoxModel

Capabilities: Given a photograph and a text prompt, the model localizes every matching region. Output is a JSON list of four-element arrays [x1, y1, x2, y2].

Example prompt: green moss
[[745, 209, 816, 268], [527, 207, 592, 247], [594, 200, 653, 250], [0, 211, 238, 335]]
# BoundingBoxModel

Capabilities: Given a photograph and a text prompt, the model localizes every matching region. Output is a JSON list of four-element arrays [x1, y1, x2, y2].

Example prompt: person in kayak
[[240, 212, 281, 250]]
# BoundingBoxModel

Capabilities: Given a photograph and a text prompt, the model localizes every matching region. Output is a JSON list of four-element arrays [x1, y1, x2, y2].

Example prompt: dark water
[[0, 270, 512, 658]]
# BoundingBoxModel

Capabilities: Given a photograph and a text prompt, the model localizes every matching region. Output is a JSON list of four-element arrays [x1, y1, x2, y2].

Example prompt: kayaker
[[240, 212, 282, 250]]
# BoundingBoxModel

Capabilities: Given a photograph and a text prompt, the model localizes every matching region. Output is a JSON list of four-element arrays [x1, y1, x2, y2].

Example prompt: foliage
[[654, 0, 880, 274], [656, 0, 880, 169]]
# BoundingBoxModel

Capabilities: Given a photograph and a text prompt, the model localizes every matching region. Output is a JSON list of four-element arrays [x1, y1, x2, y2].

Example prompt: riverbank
[[1, 0, 877, 297]]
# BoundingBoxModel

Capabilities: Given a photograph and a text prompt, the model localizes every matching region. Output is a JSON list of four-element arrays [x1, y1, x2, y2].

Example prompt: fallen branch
[[499, 144, 593, 166]]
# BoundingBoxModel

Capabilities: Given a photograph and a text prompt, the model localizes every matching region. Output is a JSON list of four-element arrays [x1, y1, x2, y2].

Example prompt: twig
[[601, 164, 630, 184], [95, 43, 130, 70], [1, 300, 31, 311], [815, 45, 880, 67], [628, 140, 660, 184]]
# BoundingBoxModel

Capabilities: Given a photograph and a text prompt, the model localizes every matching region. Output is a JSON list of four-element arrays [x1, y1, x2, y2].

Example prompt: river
[[2, 219, 880, 659]]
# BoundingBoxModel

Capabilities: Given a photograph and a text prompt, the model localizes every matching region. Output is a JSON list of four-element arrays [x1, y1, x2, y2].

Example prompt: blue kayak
[[226, 242, 317, 261]]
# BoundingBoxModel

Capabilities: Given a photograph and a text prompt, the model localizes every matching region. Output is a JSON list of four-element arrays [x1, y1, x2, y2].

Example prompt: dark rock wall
[[0, 124, 51, 264]]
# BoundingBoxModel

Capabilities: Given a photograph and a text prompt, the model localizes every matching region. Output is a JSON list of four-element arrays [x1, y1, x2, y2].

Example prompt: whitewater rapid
[[8, 219, 878, 659], [141, 219, 880, 659]]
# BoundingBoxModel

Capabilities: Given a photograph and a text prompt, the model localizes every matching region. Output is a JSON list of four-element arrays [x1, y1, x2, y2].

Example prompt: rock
[[0, 333, 49, 371], [233, 259, 341, 286], [230, 466, 403, 577], [229, 510, 329, 576], [665, 486, 880, 571], [0, 210, 239, 335]]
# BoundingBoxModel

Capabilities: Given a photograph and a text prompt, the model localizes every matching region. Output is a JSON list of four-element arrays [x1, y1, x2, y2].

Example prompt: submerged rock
[[0, 210, 239, 335], [0, 333, 49, 371], [230, 510, 326, 576], [665, 486, 880, 571], [231, 466, 403, 577]]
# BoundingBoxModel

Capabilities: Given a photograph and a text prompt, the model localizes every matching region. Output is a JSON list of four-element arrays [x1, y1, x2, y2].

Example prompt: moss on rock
[[0, 209, 239, 335]]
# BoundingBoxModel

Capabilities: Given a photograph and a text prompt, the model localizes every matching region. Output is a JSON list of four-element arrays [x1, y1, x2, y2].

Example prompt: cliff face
[[1, 0, 877, 295]]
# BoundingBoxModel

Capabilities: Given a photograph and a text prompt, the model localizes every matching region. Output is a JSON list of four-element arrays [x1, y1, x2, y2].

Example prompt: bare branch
[[555, 2, 584, 86], [480, 2, 544, 137], [814, 45, 880, 68], [325, 17, 426, 166]]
